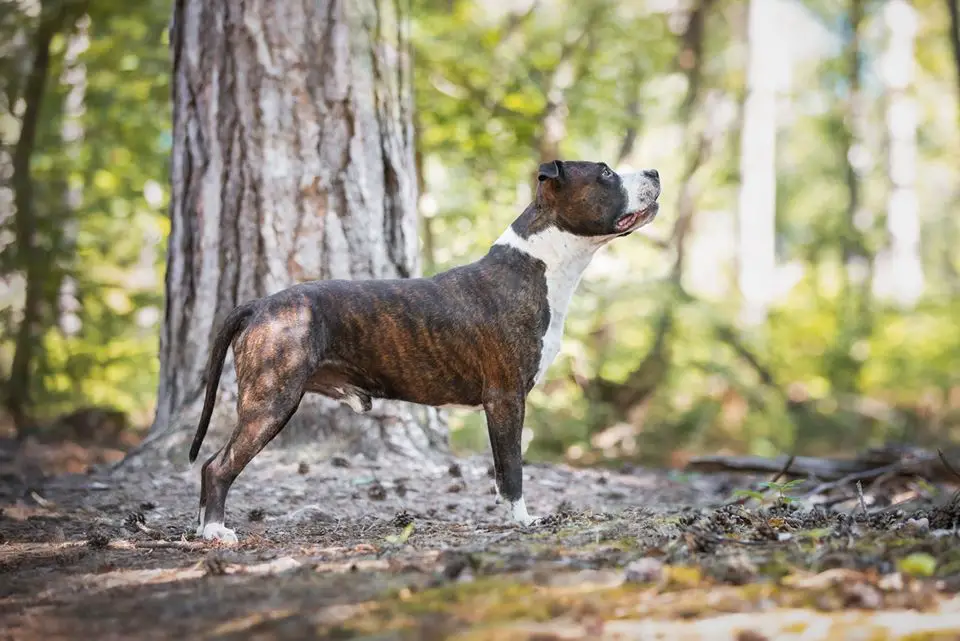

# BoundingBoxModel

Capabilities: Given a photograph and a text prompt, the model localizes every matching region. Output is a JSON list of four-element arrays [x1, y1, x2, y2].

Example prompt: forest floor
[[2, 437, 960, 640]]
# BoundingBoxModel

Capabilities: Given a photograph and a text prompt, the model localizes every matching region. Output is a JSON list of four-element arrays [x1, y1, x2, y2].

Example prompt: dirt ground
[[2, 439, 960, 641]]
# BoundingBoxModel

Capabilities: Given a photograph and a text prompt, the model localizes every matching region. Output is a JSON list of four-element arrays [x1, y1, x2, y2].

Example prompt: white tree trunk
[[57, 16, 89, 338], [736, 0, 781, 327], [144, 0, 446, 463], [873, 0, 924, 307]]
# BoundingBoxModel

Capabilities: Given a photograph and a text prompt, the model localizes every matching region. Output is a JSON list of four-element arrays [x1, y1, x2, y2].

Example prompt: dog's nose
[[643, 169, 660, 182]]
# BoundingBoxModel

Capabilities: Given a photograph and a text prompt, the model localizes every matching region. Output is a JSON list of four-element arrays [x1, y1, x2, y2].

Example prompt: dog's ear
[[537, 160, 564, 183]]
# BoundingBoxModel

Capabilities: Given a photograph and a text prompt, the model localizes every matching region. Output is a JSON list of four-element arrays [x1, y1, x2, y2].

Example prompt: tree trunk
[[947, 0, 960, 117], [830, 0, 872, 395], [873, 0, 923, 307], [142, 0, 446, 464], [7, 2, 87, 437], [736, 0, 780, 327]]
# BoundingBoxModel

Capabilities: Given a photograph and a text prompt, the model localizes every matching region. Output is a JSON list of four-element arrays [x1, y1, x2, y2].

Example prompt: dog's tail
[[189, 304, 254, 463]]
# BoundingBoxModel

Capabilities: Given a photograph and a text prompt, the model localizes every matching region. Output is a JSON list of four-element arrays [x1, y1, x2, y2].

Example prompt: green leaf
[[897, 553, 937, 578], [385, 523, 415, 545]]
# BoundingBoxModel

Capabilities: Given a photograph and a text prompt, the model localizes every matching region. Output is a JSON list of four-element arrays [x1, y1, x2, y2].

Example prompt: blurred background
[[1, 0, 958, 470]]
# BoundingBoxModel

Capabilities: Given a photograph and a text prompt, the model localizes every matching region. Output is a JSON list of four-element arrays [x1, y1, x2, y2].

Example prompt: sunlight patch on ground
[[498, 604, 960, 641]]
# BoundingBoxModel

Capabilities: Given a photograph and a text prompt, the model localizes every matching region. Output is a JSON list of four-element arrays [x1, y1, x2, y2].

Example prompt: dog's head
[[533, 160, 660, 239]]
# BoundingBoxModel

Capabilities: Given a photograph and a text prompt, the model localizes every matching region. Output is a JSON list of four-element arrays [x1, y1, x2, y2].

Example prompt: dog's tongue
[[616, 211, 641, 232]]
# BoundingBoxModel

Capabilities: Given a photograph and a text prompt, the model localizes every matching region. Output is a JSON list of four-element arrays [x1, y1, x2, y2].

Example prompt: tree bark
[[947, 0, 960, 117], [143, 0, 446, 463]]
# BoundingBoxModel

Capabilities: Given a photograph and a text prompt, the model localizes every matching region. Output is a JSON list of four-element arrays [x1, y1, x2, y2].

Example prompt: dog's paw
[[201, 522, 239, 545], [510, 498, 537, 527], [516, 514, 539, 528]]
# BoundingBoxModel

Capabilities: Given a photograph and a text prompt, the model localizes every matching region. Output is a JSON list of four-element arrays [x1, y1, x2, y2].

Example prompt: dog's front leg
[[483, 390, 536, 527]]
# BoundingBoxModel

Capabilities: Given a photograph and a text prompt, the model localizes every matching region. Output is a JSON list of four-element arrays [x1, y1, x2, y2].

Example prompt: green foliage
[[1, 0, 958, 462], [1, 0, 170, 426]]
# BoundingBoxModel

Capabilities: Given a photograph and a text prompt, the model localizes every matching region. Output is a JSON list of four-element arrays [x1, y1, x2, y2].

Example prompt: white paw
[[201, 522, 239, 544], [510, 498, 537, 527]]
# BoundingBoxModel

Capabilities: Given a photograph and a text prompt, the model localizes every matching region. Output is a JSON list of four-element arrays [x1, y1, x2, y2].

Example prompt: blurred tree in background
[[1, 0, 958, 466]]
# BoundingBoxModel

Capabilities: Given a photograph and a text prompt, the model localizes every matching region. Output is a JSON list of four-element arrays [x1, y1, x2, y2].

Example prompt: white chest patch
[[494, 226, 603, 386]]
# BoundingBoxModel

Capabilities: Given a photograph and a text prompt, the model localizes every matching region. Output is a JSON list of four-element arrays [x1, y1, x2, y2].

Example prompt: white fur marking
[[495, 226, 602, 385], [511, 497, 535, 526], [621, 171, 648, 216], [333, 387, 367, 413], [343, 393, 366, 413], [201, 522, 239, 544]]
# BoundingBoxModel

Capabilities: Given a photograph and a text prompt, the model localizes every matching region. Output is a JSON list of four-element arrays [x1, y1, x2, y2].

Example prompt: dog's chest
[[534, 255, 590, 385]]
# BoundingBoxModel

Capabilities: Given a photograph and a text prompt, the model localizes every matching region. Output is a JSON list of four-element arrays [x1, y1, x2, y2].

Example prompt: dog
[[188, 159, 661, 543]]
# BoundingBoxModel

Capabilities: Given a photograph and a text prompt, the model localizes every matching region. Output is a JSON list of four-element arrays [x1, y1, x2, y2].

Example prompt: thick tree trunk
[[143, 0, 446, 463]]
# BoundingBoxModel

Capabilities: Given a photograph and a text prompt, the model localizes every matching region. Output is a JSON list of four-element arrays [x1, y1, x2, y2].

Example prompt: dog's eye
[[600, 167, 613, 179]]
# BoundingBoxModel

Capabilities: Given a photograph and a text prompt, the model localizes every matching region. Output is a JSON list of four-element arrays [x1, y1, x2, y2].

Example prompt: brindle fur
[[189, 160, 660, 540]]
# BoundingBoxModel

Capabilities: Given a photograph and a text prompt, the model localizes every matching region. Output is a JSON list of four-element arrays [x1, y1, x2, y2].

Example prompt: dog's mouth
[[615, 202, 659, 233]]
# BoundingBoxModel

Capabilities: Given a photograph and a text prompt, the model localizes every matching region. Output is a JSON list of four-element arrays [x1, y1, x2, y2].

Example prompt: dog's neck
[[492, 204, 607, 283], [493, 223, 599, 282]]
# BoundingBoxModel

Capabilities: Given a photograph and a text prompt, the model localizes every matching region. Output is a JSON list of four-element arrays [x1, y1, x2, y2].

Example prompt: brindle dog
[[189, 159, 661, 543]]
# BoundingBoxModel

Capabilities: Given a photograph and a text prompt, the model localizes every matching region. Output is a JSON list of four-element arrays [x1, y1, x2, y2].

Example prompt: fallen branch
[[688, 447, 957, 487], [770, 454, 796, 484], [688, 454, 866, 479], [939, 449, 960, 482], [106, 538, 206, 551]]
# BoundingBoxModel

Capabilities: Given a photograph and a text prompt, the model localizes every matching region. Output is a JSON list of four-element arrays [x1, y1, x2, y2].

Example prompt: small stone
[[248, 508, 265, 522], [446, 482, 464, 494], [439, 552, 470, 581], [395, 482, 408, 498], [297, 461, 310, 474], [736, 631, 769, 641], [842, 582, 882, 610], [625, 557, 664, 584], [205, 553, 227, 576], [903, 517, 929, 533], [331, 456, 351, 468], [448, 462, 462, 478], [367, 481, 387, 501], [139, 501, 156, 511]]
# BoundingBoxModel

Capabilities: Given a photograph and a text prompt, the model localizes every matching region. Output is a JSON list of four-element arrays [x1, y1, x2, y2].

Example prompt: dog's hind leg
[[198, 378, 305, 544]]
